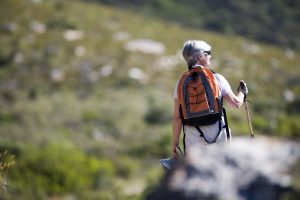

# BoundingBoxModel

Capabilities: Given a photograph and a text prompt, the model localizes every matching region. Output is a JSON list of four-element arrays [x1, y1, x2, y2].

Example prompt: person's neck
[[192, 64, 204, 68]]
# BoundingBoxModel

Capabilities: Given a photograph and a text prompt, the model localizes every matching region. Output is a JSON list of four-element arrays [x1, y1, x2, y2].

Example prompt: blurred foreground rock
[[146, 136, 300, 200]]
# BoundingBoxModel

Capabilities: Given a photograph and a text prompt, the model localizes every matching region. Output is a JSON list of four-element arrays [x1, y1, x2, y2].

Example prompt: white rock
[[100, 65, 114, 77], [4, 22, 18, 32], [242, 42, 261, 55], [14, 53, 23, 64], [283, 89, 295, 102], [30, 21, 46, 34], [285, 49, 295, 60], [75, 46, 86, 56], [50, 68, 65, 82], [154, 53, 181, 70], [63, 30, 84, 41], [128, 67, 145, 81], [113, 31, 130, 41], [150, 136, 300, 200], [125, 39, 165, 54], [31, 0, 43, 3]]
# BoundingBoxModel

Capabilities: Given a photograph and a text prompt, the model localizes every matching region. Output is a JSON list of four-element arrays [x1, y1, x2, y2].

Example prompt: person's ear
[[197, 54, 202, 60], [198, 54, 204, 61]]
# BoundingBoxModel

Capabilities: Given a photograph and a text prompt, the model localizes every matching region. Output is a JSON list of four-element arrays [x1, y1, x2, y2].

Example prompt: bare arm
[[172, 99, 182, 158], [223, 89, 245, 108]]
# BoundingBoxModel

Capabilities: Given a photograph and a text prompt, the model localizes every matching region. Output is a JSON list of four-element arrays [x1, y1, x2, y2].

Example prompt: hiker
[[172, 40, 248, 159]]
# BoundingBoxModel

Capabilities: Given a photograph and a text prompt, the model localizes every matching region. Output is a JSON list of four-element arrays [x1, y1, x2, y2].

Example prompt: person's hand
[[172, 144, 179, 160], [238, 80, 248, 97]]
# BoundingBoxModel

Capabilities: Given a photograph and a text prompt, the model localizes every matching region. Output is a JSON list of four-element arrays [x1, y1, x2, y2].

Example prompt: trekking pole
[[244, 98, 254, 138]]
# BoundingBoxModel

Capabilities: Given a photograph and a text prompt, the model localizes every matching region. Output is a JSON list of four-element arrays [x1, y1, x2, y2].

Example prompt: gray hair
[[182, 40, 211, 66]]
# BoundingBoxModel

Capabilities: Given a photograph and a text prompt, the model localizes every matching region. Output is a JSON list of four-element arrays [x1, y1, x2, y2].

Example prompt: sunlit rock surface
[[146, 136, 300, 200], [124, 39, 165, 54]]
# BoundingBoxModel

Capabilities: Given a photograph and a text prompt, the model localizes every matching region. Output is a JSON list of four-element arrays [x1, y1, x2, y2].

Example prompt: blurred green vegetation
[[5, 143, 115, 198], [90, 0, 300, 49], [0, 0, 299, 199], [0, 150, 15, 194]]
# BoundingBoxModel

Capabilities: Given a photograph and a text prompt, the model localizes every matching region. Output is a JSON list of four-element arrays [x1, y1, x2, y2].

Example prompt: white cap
[[182, 40, 211, 63]]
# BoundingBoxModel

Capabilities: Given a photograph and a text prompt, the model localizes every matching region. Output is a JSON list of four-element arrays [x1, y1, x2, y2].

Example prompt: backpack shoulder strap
[[222, 108, 230, 140], [177, 70, 190, 102], [208, 69, 216, 74]]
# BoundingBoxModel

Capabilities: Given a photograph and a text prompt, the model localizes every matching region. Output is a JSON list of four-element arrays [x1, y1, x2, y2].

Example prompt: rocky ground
[[146, 136, 300, 200]]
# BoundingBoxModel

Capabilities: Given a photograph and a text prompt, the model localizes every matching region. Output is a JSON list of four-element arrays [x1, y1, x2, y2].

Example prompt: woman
[[172, 40, 248, 158]]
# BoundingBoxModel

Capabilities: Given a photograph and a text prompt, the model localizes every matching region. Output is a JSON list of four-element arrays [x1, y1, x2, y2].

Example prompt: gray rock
[[146, 136, 300, 200]]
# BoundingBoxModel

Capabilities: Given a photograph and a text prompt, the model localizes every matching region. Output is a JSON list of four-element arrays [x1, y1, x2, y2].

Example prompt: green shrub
[[277, 115, 300, 138], [286, 97, 300, 115], [128, 133, 171, 158], [114, 156, 138, 179], [252, 115, 272, 133], [7, 143, 115, 198], [0, 150, 15, 194], [144, 97, 171, 125], [0, 111, 20, 124], [81, 110, 101, 122]]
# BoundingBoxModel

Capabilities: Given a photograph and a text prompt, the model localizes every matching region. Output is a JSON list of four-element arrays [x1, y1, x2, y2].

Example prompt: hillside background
[[0, 0, 299, 199]]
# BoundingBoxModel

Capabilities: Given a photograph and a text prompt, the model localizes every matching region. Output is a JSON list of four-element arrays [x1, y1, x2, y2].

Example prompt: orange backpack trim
[[177, 67, 223, 126]]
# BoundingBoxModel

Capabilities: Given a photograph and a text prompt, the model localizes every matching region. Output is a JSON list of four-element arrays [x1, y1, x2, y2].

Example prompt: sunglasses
[[204, 51, 211, 55]]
